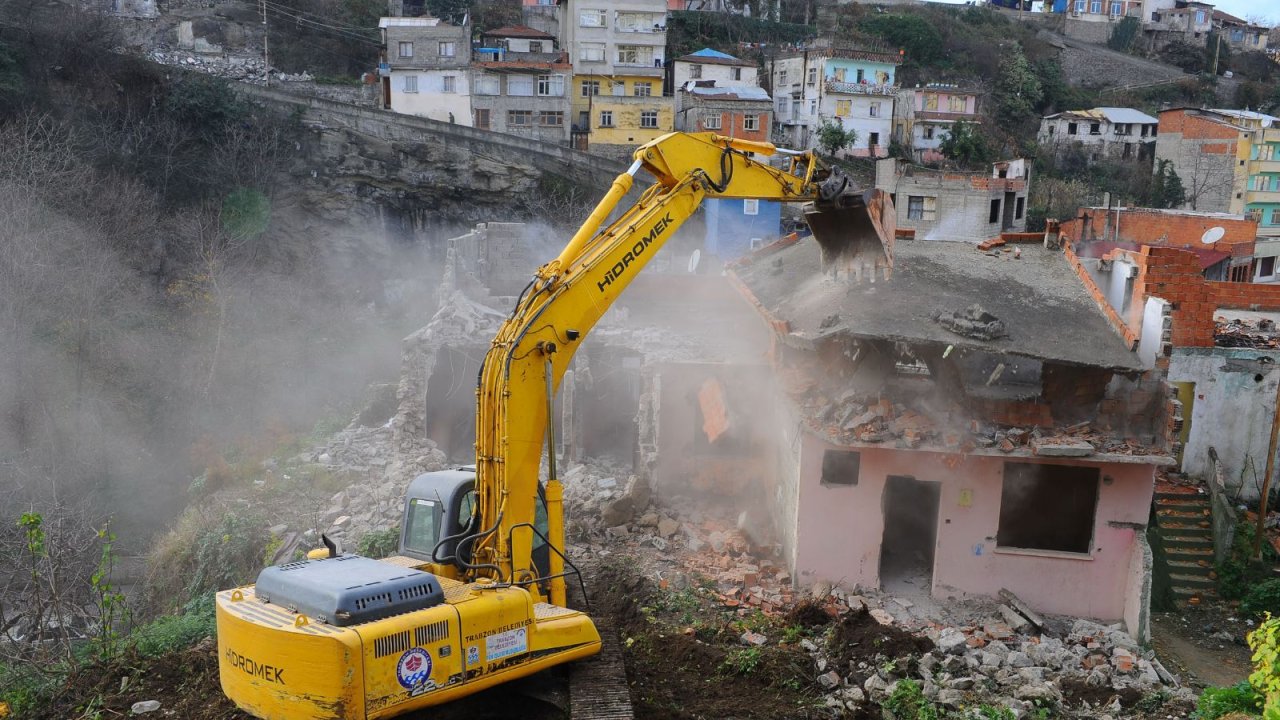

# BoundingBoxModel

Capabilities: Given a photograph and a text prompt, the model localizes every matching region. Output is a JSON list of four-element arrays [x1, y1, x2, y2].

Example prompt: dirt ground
[[1151, 606, 1256, 689]]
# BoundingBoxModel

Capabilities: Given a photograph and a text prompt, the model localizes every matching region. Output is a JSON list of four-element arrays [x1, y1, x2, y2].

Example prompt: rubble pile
[[1216, 316, 1280, 348], [142, 48, 376, 104], [786, 368, 1159, 457]]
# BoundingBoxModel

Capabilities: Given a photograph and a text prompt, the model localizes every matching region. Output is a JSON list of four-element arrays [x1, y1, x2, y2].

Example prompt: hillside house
[[875, 158, 1031, 241], [893, 84, 982, 164], [673, 48, 758, 91], [471, 26, 572, 143], [1212, 9, 1269, 52], [770, 40, 901, 157], [379, 16, 472, 125], [727, 222, 1175, 638], [1038, 107, 1158, 162]]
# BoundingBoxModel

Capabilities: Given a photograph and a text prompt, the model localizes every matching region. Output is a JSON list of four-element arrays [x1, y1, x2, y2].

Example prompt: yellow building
[[573, 75, 672, 153]]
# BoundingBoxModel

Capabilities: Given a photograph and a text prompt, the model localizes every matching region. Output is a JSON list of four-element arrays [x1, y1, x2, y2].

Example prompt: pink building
[[892, 84, 981, 164], [727, 227, 1174, 640]]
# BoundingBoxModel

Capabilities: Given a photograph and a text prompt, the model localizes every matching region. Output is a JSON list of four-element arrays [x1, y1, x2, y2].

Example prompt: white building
[[1037, 107, 1159, 161], [673, 48, 758, 89], [379, 16, 472, 125], [770, 41, 901, 157]]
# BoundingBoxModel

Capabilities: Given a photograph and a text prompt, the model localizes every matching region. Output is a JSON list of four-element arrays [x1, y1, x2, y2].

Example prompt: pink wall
[[792, 436, 1155, 625], [912, 92, 978, 115]]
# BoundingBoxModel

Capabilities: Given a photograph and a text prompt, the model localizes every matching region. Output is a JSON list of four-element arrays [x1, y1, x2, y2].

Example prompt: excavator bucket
[[805, 185, 895, 283]]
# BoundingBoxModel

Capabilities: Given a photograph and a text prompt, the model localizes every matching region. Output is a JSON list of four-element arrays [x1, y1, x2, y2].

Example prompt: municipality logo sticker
[[396, 648, 433, 689]]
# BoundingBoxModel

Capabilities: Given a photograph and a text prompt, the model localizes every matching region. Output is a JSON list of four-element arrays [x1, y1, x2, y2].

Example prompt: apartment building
[[560, 0, 674, 156], [1155, 108, 1280, 278], [770, 39, 901, 157], [892, 84, 981, 164]]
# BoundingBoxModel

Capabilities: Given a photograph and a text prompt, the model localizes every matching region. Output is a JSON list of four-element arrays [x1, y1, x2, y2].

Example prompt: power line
[[262, 6, 380, 45], [238, 0, 381, 45]]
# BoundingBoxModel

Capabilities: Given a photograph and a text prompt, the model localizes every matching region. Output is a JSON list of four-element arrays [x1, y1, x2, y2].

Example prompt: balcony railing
[[1250, 159, 1280, 174], [1248, 190, 1280, 203], [824, 80, 895, 96]]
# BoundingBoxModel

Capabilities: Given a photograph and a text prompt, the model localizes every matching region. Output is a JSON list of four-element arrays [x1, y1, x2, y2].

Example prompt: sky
[[924, 0, 1280, 25]]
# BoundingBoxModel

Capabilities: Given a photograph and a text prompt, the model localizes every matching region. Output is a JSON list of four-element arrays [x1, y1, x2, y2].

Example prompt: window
[[907, 195, 936, 221], [599, 110, 614, 127], [579, 8, 606, 26], [508, 75, 534, 96], [508, 110, 532, 127], [475, 74, 500, 95], [949, 95, 966, 112], [989, 198, 1001, 223], [689, 63, 703, 79], [403, 498, 439, 556], [996, 462, 1099, 554], [807, 67, 817, 85], [868, 132, 879, 147], [743, 199, 759, 215], [1273, 209, 1280, 225], [616, 45, 654, 66], [579, 42, 605, 62], [731, 67, 742, 81], [809, 99, 817, 114], [401, 74, 418, 93], [922, 125, 934, 140], [1231, 263, 1251, 282], [538, 111, 564, 127], [438, 41, 456, 57], [536, 74, 564, 96], [442, 75, 456, 93], [633, 81, 652, 97], [474, 108, 490, 129], [743, 114, 758, 131], [924, 94, 938, 111], [702, 115, 721, 130], [835, 99, 852, 117], [1015, 196, 1025, 220], [869, 102, 881, 118], [616, 11, 654, 30], [833, 68, 846, 82], [398, 41, 414, 58], [1090, 0, 1101, 13], [640, 110, 658, 129], [1074, 0, 1085, 11], [610, 80, 625, 96], [778, 69, 787, 84], [528, 41, 543, 53], [1195, 9, 1205, 23], [855, 68, 865, 83], [907, 195, 925, 220], [1067, 122, 1078, 135], [1089, 122, 1101, 135], [820, 450, 860, 487], [1109, 1, 1121, 16], [1257, 256, 1277, 279], [581, 79, 600, 97]]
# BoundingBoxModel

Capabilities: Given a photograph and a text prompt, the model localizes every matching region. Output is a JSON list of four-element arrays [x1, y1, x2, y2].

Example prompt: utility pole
[[261, 0, 270, 87], [1209, 27, 1222, 77]]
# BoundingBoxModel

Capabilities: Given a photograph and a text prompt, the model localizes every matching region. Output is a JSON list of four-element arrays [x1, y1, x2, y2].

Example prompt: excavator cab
[[400, 468, 551, 583]]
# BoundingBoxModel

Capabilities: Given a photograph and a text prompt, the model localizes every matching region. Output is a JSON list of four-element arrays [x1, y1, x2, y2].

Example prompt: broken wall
[[790, 435, 1157, 632], [1169, 347, 1280, 501], [874, 159, 1030, 242]]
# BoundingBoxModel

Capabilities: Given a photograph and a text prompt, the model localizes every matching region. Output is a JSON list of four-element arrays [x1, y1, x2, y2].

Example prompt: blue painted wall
[[704, 198, 782, 261]]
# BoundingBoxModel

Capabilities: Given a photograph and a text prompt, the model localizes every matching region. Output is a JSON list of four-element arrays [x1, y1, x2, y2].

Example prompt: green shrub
[[0, 661, 59, 716], [1245, 579, 1280, 617], [356, 526, 400, 559], [883, 679, 940, 720], [1218, 522, 1277, 601], [720, 647, 762, 676], [1194, 680, 1262, 719], [131, 594, 217, 658]]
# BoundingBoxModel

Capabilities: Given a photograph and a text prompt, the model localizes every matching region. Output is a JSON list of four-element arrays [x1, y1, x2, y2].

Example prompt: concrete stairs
[[1154, 488, 1218, 605]]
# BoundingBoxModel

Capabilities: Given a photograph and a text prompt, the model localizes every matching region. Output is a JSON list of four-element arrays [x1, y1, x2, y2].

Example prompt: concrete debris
[[740, 630, 768, 646], [130, 701, 162, 715], [932, 304, 1008, 341]]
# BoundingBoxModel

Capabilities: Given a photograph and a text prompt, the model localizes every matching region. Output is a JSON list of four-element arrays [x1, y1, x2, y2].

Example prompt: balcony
[[824, 80, 895, 96], [614, 23, 666, 33], [1248, 190, 1280, 204], [1250, 159, 1280, 174]]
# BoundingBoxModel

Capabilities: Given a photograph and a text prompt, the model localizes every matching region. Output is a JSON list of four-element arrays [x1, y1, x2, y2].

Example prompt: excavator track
[[568, 561, 633, 720], [568, 617, 632, 720]]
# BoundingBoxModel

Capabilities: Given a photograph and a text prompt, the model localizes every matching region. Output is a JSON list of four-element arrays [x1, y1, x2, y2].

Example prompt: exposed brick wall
[[1063, 207, 1258, 258], [1063, 240, 1139, 347], [1042, 363, 1112, 424]]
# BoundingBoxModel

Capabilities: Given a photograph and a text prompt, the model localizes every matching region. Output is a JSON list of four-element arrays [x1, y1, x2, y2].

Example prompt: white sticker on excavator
[[485, 628, 528, 662]]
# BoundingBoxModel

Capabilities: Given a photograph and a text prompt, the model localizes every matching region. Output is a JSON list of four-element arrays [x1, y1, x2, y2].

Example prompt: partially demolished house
[[727, 228, 1176, 638]]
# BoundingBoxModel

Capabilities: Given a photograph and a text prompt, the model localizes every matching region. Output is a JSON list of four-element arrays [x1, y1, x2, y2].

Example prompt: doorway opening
[[879, 475, 940, 591]]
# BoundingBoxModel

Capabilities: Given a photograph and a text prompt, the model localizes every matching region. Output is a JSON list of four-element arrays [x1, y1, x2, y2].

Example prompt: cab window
[[533, 490, 548, 550], [404, 498, 439, 556]]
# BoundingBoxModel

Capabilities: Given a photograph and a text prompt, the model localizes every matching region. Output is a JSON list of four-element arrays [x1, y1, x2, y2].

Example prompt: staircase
[[1154, 487, 1218, 605]]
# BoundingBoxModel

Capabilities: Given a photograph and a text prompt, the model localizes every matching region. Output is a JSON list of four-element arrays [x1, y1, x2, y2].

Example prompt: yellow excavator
[[214, 132, 894, 720]]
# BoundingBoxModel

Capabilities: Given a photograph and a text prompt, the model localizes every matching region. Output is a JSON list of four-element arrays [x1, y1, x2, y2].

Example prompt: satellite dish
[[1201, 226, 1226, 245], [688, 249, 701, 274]]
